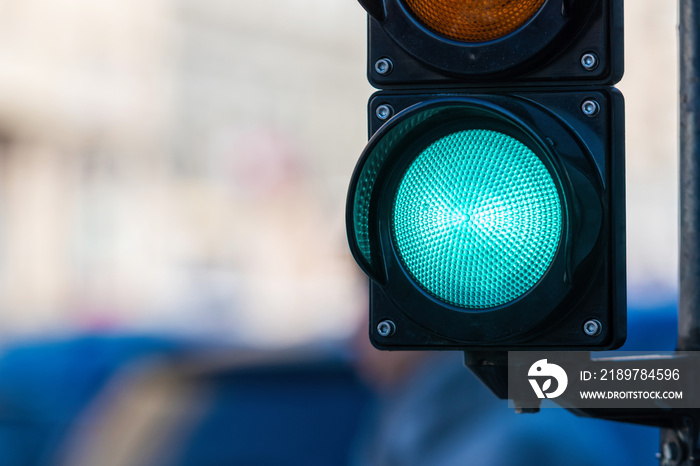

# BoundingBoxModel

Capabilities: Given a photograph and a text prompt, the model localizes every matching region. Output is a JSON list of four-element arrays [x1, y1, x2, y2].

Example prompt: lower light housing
[[346, 90, 626, 349]]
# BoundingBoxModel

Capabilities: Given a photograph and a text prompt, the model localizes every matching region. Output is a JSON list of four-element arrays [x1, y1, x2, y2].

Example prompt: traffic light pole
[[658, 1, 700, 464], [679, 0, 700, 354]]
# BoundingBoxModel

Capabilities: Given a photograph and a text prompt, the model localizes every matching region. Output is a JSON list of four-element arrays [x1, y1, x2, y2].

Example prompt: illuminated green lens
[[392, 129, 562, 309]]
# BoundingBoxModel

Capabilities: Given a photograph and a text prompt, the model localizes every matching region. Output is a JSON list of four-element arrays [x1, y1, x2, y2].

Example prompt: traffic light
[[346, 0, 626, 349]]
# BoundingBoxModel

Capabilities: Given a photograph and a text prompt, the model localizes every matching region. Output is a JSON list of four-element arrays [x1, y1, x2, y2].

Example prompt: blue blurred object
[[0, 302, 679, 466], [171, 360, 373, 466], [622, 302, 678, 351], [0, 335, 184, 466]]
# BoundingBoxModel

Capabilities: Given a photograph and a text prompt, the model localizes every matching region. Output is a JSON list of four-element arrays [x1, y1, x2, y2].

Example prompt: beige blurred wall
[[0, 0, 680, 346], [619, 0, 678, 306]]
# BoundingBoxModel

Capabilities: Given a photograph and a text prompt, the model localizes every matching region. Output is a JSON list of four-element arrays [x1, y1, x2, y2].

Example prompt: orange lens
[[403, 0, 547, 43]]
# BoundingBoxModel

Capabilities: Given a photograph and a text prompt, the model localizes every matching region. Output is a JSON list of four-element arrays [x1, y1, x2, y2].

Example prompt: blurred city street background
[[0, 0, 682, 465], [0, 0, 678, 346]]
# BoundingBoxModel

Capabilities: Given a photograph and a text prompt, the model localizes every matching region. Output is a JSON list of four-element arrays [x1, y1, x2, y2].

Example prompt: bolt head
[[374, 58, 393, 76], [377, 320, 396, 337], [583, 319, 602, 337], [376, 104, 394, 121], [581, 100, 600, 117], [581, 52, 599, 71]]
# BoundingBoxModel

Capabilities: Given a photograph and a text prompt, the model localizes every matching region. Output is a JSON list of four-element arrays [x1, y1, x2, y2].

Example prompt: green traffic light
[[392, 129, 562, 309]]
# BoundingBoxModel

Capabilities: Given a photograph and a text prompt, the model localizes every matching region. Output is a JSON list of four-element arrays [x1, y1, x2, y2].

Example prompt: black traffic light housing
[[348, 0, 626, 350]]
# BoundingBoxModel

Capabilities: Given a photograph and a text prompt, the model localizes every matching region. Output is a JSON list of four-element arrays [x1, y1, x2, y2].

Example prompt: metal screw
[[661, 441, 682, 465], [374, 57, 393, 75], [376, 104, 394, 121], [580, 52, 599, 71], [377, 320, 396, 337], [581, 99, 600, 117], [583, 319, 602, 337]]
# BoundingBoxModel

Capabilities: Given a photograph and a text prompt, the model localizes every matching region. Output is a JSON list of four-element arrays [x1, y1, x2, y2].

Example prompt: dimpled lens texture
[[403, 0, 546, 43], [392, 129, 561, 309]]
